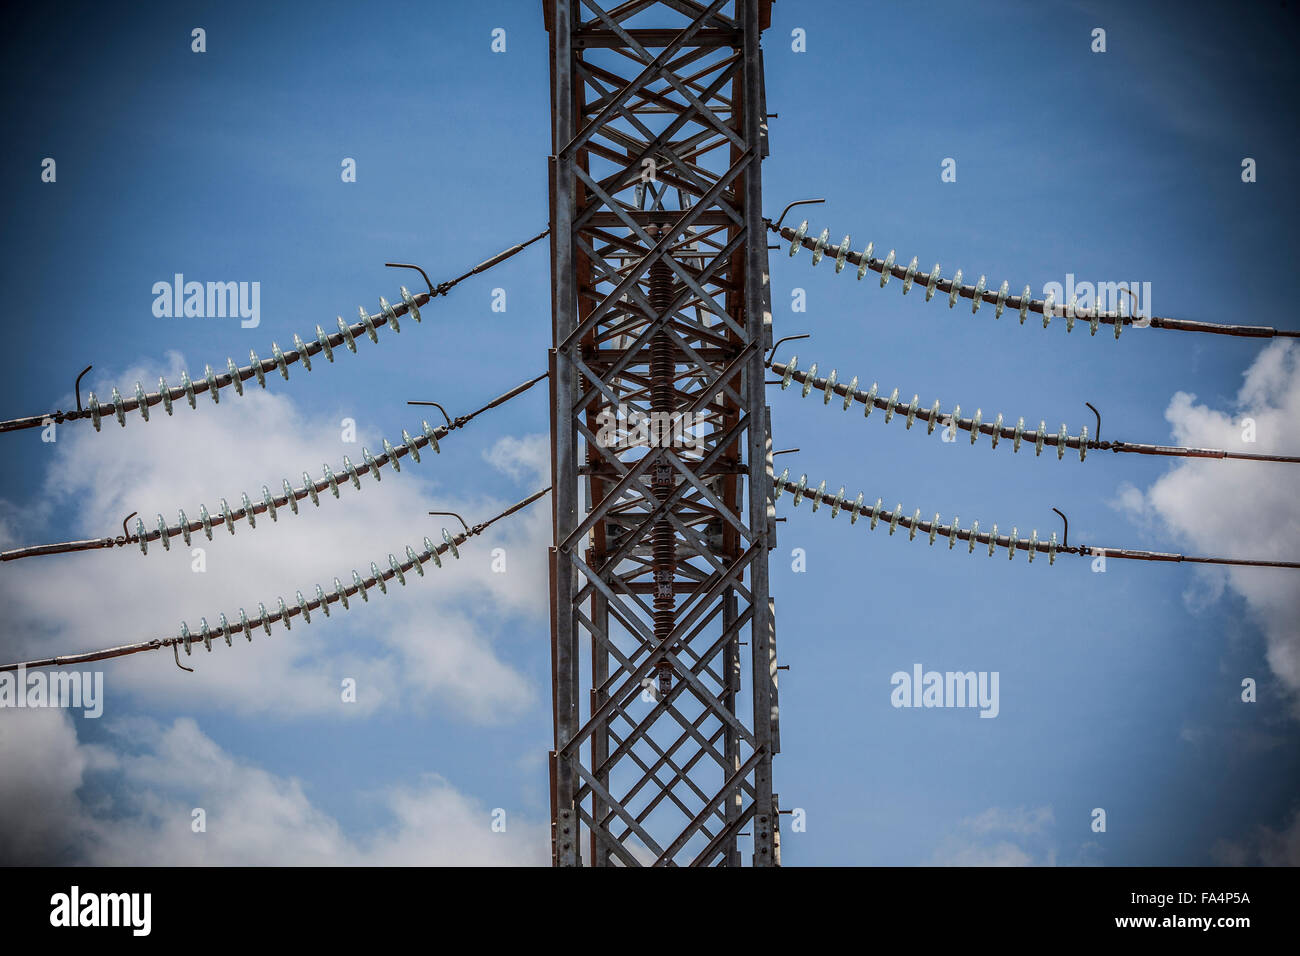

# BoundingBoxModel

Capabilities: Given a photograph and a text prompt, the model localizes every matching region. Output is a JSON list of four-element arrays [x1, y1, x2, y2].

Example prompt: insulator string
[[0, 487, 550, 673], [770, 356, 1300, 464], [0, 372, 548, 563], [0, 230, 549, 435], [772, 469, 1300, 569], [768, 218, 1299, 341]]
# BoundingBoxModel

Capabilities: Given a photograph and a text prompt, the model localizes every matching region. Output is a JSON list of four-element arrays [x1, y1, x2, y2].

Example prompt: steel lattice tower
[[546, 0, 780, 866]]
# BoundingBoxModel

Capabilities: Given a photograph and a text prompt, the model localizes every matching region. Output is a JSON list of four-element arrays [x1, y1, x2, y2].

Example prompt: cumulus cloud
[[931, 806, 1058, 866], [1112, 341, 1300, 706], [963, 805, 1055, 837], [1212, 808, 1300, 867], [0, 353, 551, 721], [0, 708, 547, 865]]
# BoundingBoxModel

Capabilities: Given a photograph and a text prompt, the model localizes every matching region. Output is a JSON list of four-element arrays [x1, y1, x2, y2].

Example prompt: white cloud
[[963, 805, 1054, 837], [0, 708, 547, 865], [1212, 808, 1300, 867], [1111, 341, 1300, 707], [932, 840, 1036, 867], [0, 353, 551, 722], [931, 805, 1057, 866], [484, 433, 549, 483]]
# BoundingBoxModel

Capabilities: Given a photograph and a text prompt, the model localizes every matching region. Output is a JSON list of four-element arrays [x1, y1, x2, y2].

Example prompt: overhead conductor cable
[[772, 467, 1300, 570], [771, 216, 1299, 341], [0, 230, 549, 435], [0, 372, 549, 562], [0, 488, 550, 673], [770, 356, 1300, 465]]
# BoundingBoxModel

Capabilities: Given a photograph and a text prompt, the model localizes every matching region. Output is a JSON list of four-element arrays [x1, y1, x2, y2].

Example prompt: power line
[[773, 469, 1300, 569], [770, 356, 1300, 464], [768, 216, 1299, 341], [0, 230, 548, 435], [0, 487, 550, 673], [0, 372, 549, 563]]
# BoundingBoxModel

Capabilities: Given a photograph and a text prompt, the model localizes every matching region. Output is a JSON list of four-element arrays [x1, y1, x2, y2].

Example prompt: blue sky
[[0, 0, 1297, 865]]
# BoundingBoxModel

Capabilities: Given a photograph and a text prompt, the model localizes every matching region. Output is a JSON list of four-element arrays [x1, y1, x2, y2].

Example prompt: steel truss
[[546, 0, 779, 866]]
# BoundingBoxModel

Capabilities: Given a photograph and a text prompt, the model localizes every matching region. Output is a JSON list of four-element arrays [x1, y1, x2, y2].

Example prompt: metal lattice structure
[[546, 0, 780, 866], [2, 0, 1298, 875]]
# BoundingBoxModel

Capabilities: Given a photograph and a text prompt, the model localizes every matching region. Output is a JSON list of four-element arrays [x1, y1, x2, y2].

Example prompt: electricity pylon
[[546, 0, 781, 866]]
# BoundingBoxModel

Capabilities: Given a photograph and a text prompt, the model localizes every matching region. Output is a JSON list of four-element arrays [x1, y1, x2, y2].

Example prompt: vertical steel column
[[738, 0, 778, 868], [721, 586, 741, 867], [548, 0, 581, 868]]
